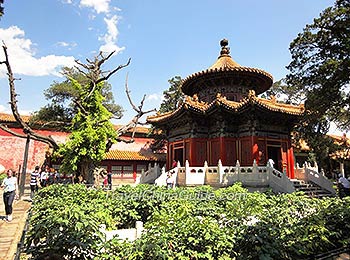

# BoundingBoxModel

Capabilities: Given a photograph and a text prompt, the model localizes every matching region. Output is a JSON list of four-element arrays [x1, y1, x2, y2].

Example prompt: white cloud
[[146, 93, 163, 102], [0, 26, 75, 78], [0, 104, 6, 113], [144, 93, 163, 112], [98, 15, 125, 54], [57, 41, 77, 50], [328, 122, 347, 136], [57, 41, 70, 47], [0, 104, 32, 115], [80, 0, 110, 14]]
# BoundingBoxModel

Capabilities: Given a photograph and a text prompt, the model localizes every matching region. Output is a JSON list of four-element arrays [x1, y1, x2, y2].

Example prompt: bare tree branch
[[114, 74, 156, 142], [0, 124, 28, 138], [1, 43, 59, 149], [75, 52, 131, 102], [36, 120, 72, 129], [97, 58, 131, 85], [0, 124, 58, 144]]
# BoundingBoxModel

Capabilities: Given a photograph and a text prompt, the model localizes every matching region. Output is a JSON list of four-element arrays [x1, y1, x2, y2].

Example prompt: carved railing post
[[177, 160, 181, 168], [185, 160, 190, 185], [218, 159, 223, 183], [252, 159, 257, 175], [236, 160, 240, 181]]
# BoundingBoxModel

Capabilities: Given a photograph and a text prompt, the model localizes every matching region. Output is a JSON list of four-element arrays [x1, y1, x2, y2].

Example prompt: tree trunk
[[80, 159, 95, 185]]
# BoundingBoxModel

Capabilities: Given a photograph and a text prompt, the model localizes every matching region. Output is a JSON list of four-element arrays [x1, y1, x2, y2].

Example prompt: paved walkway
[[0, 183, 31, 260]]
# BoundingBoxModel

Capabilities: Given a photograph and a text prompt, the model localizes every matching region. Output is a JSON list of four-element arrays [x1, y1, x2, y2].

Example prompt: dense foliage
[[30, 67, 123, 130], [158, 76, 184, 114], [56, 78, 118, 183], [0, 173, 6, 183], [150, 76, 183, 152], [26, 184, 350, 259], [286, 0, 350, 165]]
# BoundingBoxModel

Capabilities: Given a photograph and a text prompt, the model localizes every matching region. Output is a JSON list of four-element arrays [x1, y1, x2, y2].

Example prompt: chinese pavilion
[[147, 39, 304, 179]]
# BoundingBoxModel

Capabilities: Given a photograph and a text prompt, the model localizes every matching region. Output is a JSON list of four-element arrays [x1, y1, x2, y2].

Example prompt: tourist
[[166, 172, 175, 189], [103, 174, 108, 189], [1, 169, 19, 222], [40, 166, 50, 187], [107, 171, 112, 190], [337, 174, 350, 198], [267, 158, 275, 168], [54, 170, 60, 183], [30, 166, 40, 200], [172, 160, 177, 168], [48, 168, 56, 185]]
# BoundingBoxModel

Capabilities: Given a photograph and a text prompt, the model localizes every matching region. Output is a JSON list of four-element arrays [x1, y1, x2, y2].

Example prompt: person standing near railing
[[337, 174, 350, 198], [30, 166, 41, 201], [1, 169, 19, 222], [267, 158, 275, 168], [166, 171, 175, 189]]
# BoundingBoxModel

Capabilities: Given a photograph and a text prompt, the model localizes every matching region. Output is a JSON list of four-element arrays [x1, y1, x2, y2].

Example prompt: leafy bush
[[0, 173, 7, 184], [26, 183, 350, 259]]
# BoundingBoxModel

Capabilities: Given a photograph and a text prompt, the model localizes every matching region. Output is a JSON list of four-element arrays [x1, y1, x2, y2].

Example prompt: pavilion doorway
[[174, 147, 184, 167], [267, 145, 282, 172]]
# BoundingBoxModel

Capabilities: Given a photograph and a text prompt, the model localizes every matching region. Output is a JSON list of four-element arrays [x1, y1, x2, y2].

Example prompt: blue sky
[[0, 0, 335, 126]]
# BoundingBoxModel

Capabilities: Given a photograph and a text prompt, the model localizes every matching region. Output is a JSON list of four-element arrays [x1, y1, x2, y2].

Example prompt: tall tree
[[286, 0, 350, 166], [1, 44, 155, 184], [286, 0, 350, 132], [150, 76, 184, 152], [159, 76, 184, 113], [30, 67, 124, 130], [260, 79, 301, 105]]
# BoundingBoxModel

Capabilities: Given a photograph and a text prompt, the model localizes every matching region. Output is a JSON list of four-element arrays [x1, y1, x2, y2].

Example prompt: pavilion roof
[[147, 90, 305, 123], [329, 133, 350, 160], [181, 39, 273, 96], [0, 112, 30, 123], [104, 150, 165, 161]]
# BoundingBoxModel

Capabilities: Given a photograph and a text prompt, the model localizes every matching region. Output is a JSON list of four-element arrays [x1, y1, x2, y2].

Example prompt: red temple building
[[0, 112, 165, 183], [147, 39, 305, 179]]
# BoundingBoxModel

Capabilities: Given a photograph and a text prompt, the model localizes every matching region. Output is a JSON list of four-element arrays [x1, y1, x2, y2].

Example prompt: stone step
[[292, 179, 333, 198]]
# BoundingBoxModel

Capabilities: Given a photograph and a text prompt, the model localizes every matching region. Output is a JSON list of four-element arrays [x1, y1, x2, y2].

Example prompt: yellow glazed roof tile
[[104, 150, 165, 161], [147, 91, 304, 123], [0, 112, 30, 123], [181, 39, 273, 95]]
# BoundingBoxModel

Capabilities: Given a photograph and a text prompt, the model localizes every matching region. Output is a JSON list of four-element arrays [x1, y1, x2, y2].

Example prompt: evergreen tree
[[30, 67, 123, 130], [150, 76, 184, 152], [286, 0, 350, 168], [286, 0, 350, 133], [159, 76, 184, 113]]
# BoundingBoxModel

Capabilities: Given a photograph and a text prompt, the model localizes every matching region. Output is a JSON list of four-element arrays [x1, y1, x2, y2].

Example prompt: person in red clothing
[[172, 160, 177, 168]]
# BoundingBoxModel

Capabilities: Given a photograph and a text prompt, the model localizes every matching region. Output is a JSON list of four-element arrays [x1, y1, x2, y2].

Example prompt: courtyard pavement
[[0, 182, 31, 260]]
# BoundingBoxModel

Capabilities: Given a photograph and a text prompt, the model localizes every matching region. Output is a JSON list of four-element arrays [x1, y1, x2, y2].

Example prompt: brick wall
[[0, 127, 69, 173]]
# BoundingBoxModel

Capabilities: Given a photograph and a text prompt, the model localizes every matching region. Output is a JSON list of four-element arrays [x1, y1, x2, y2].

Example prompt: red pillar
[[252, 136, 259, 164], [287, 146, 295, 179]]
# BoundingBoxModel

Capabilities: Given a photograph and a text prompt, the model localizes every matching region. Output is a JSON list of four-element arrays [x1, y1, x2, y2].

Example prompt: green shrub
[[25, 183, 350, 259], [0, 173, 7, 184]]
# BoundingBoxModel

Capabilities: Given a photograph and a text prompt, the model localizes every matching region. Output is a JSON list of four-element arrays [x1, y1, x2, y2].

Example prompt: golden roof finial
[[248, 89, 256, 98], [220, 39, 230, 56]]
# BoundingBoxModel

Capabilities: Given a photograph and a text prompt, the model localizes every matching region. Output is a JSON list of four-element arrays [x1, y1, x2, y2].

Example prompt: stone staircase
[[291, 179, 335, 198]]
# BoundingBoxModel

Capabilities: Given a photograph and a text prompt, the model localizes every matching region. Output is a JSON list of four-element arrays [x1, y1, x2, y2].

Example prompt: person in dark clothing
[[30, 166, 40, 200], [107, 171, 112, 190]]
